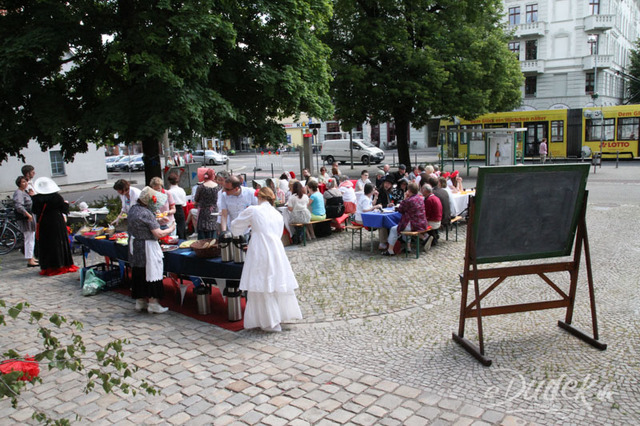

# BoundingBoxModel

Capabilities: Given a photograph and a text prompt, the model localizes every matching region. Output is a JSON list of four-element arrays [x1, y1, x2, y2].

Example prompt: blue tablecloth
[[360, 212, 402, 229], [75, 235, 242, 280]]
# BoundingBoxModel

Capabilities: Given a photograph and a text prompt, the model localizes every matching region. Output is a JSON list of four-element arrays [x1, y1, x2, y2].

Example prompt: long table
[[75, 235, 243, 280], [450, 191, 474, 217]]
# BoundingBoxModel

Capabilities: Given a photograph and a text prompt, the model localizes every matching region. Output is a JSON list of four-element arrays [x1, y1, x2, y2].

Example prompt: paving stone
[[482, 410, 506, 424], [325, 408, 356, 424]]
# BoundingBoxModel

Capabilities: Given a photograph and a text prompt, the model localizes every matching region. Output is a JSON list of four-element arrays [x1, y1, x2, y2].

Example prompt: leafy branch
[[0, 299, 158, 424]]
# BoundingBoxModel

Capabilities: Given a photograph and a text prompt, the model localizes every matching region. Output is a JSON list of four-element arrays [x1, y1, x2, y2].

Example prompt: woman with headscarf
[[127, 187, 176, 313], [230, 187, 302, 331], [32, 177, 78, 276], [150, 176, 176, 231], [338, 176, 357, 215], [13, 176, 38, 267]]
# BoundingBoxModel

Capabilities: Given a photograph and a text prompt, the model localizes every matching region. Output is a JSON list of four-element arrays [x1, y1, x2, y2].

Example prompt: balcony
[[509, 21, 546, 38], [520, 59, 545, 74], [584, 14, 614, 32], [582, 55, 614, 70]]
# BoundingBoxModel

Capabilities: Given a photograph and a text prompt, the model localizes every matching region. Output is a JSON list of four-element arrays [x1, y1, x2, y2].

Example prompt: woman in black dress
[[32, 177, 78, 276]]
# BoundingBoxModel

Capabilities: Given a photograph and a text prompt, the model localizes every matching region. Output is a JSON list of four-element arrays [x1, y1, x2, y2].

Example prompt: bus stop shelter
[[438, 127, 527, 176]]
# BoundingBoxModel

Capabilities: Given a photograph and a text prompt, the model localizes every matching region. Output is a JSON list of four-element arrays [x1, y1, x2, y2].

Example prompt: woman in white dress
[[230, 187, 303, 332]]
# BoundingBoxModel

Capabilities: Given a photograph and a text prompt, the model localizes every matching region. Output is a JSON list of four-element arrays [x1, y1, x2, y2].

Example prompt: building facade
[[505, 0, 640, 110], [0, 141, 108, 193]]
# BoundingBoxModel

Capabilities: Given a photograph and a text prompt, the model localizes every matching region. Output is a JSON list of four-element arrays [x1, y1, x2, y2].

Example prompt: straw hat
[[34, 177, 60, 195]]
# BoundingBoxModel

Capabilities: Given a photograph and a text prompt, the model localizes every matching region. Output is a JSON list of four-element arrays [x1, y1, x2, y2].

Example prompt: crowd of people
[[10, 159, 465, 330]]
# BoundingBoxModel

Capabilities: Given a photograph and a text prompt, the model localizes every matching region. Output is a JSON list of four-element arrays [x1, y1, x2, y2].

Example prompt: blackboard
[[473, 164, 590, 263]]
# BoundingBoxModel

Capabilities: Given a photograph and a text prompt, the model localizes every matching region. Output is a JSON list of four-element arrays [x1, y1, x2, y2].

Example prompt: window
[[460, 125, 482, 145], [509, 42, 520, 57], [387, 122, 396, 143], [525, 4, 538, 23], [551, 120, 564, 142], [589, 0, 600, 15], [585, 73, 595, 94], [50, 151, 66, 176], [525, 76, 537, 97], [617, 117, 639, 140], [525, 40, 537, 60], [586, 118, 615, 141], [509, 7, 521, 25], [588, 34, 599, 55]]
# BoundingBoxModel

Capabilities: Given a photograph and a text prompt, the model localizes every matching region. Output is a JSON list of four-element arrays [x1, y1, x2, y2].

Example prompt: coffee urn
[[220, 231, 234, 262], [232, 235, 247, 264]]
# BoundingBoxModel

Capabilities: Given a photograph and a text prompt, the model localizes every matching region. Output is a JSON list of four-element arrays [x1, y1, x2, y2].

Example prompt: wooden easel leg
[[558, 196, 606, 350]]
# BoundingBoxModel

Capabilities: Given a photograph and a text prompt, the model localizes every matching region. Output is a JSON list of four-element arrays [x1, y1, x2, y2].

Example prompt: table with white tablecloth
[[449, 191, 474, 217]]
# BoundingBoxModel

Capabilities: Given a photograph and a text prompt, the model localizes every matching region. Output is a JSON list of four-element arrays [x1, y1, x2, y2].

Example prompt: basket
[[190, 239, 221, 258]]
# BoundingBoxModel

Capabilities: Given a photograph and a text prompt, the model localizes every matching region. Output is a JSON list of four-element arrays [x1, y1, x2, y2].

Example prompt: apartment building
[[505, 0, 640, 110]]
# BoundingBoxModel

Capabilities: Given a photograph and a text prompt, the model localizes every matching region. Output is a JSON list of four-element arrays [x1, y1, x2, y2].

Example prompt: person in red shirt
[[421, 183, 442, 247]]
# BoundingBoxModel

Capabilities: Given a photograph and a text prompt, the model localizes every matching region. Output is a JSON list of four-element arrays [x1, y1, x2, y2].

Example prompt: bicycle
[[0, 199, 25, 255]]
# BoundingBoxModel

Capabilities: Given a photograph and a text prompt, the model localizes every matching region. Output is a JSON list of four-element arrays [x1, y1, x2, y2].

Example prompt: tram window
[[460, 125, 482, 145], [551, 120, 564, 142], [617, 117, 639, 140], [586, 118, 615, 141], [509, 122, 522, 128]]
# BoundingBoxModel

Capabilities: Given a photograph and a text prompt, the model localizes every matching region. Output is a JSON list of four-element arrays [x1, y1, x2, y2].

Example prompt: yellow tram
[[440, 105, 640, 160]]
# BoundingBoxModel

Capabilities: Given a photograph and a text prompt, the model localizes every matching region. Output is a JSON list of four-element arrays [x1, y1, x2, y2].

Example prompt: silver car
[[193, 149, 228, 165]]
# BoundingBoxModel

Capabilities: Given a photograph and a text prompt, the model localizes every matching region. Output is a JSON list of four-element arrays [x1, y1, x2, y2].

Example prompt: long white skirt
[[244, 290, 302, 331]]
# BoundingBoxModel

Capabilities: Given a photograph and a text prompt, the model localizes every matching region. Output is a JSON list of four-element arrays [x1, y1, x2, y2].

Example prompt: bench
[[291, 218, 333, 246], [400, 227, 432, 259], [445, 215, 463, 242]]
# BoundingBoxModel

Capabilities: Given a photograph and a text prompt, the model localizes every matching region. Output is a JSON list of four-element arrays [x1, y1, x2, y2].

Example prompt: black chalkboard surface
[[473, 164, 590, 263]]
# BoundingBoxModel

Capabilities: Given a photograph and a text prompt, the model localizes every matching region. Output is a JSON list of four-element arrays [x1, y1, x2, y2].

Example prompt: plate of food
[[160, 244, 178, 252]]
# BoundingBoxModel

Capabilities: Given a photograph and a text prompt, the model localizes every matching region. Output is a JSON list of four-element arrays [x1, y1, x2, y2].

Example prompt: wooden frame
[[453, 165, 606, 366]]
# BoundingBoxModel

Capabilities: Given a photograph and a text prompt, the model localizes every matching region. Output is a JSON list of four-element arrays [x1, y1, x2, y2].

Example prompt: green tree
[[626, 40, 640, 104], [326, 0, 523, 168], [0, 0, 333, 183]]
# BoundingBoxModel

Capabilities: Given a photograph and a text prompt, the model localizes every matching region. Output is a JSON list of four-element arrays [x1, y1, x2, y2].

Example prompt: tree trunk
[[394, 114, 411, 170], [143, 137, 162, 186]]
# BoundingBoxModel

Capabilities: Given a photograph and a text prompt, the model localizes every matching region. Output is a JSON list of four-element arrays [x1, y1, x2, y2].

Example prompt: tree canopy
[[0, 0, 334, 181], [325, 0, 523, 168], [626, 39, 640, 104]]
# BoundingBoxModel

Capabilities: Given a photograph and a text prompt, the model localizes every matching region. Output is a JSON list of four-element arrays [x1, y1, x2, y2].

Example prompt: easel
[[453, 192, 607, 366]]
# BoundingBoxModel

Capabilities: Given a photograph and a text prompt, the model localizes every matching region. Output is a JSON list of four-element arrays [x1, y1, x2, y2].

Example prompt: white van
[[320, 139, 385, 165]]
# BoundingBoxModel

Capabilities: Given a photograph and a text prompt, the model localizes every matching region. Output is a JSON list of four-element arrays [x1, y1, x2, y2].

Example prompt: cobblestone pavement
[[1, 162, 639, 425]]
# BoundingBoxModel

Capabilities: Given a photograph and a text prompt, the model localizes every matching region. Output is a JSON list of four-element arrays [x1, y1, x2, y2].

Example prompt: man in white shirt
[[219, 176, 257, 231], [112, 179, 141, 225]]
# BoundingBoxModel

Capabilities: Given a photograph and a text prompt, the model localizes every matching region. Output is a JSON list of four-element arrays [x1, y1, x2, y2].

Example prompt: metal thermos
[[220, 231, 234, 262], [232, 235, 247, 264], [224, 280, 243, 322], [194, 286, 211, 315]]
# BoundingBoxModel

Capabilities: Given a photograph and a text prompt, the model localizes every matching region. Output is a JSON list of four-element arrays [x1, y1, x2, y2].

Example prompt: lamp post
[[588, 34, 603, 157]]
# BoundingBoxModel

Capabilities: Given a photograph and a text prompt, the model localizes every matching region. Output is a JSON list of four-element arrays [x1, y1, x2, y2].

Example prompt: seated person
[[383, 182, 427, 256], [391, 177, 409, 205], [429, 176, 450, 230], [286, 181, 311, 241], [377, 175, 395, 207], [338, 175, 357, 214], [354, 183, 380, 224], [324, 178, 345, 231], [421, 183, 442, 247], [307, 179, 326, 239], [355, 169, 371, 192]]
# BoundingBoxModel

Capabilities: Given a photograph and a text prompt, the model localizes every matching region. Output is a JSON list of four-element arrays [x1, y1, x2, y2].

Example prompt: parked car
[[320, 139, 385, 165], [193, 149, 228, 165], [111, 155, 132, 171], [126, 154, 145, 172], [105, 155, 124, 172]]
